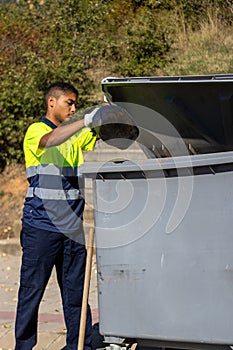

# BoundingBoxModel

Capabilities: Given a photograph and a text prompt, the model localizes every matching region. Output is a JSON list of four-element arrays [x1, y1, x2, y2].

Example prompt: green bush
[[0, 0, 105, 171]]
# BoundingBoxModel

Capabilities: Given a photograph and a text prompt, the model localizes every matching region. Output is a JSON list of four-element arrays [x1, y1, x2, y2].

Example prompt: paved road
[[0, 238, 98, 350]]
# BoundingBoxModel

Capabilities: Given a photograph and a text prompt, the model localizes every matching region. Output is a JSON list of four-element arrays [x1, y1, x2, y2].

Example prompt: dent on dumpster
[[98, 271, 104, 282], [98, 264, 147, 282], [224, 264, 233, 273]]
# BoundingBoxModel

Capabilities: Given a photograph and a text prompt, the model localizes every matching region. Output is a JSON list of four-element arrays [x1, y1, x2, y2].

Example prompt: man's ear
[[48, 96, 56, 108]]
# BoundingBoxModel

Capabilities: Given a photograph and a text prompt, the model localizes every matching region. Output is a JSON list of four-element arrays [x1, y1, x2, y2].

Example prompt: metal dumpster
[[80, 74, 233, 350]]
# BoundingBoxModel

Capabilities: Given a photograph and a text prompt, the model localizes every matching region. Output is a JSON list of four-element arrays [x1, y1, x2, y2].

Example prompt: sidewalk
[[0, 238, 99, 350]]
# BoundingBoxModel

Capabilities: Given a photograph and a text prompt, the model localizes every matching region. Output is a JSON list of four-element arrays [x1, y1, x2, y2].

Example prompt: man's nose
[[71, 104, 76, 113]]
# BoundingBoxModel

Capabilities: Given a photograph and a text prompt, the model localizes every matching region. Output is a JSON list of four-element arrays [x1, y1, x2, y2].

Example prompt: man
[[14, 82, 101, 350]]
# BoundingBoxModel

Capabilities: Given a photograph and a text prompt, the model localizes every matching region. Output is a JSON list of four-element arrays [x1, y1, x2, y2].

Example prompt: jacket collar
[[41, 116, 57, 129]]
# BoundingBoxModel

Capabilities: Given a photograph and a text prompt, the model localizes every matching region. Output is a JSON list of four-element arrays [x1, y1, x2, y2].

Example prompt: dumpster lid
[[102, 74, 233, 157]]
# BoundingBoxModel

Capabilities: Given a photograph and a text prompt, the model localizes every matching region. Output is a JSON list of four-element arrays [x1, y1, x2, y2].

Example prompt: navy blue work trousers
[[14, 223, 92, 350]]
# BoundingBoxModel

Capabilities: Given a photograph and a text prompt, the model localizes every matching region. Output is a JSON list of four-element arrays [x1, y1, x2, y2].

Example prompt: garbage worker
[[14, 81, 102, 350]]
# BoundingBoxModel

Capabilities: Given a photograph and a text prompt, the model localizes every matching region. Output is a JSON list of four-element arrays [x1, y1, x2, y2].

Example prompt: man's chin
[[65, 116, 72, 122]]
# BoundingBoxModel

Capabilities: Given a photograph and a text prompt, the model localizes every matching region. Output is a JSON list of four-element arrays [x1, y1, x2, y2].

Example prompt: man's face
[[48, 92, 78, 125]]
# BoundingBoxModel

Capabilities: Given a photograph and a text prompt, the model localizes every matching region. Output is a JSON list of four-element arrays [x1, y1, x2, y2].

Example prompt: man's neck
[[41, 116, 57, 129]]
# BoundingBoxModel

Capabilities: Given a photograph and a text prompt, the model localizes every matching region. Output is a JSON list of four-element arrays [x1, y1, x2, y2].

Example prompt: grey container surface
[[80, 74, 233, 350]]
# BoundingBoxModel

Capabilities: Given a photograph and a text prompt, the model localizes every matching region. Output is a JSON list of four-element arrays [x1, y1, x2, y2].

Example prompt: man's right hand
[[84, 107, 100, 128]]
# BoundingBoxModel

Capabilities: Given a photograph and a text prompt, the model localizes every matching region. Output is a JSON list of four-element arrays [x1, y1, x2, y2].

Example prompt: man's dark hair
[[44, 82, 79, 107]]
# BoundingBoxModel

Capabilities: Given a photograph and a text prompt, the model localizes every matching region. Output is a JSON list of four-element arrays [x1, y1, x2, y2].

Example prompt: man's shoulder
[[24, 122, 52, 146], [27, 121, 51, 130], [26, 121, 52, 135]]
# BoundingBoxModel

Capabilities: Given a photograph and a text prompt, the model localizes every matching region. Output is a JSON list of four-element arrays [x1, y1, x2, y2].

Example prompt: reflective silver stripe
[[26, 165, 81, 178], [26, 187, 81, 200], [26, 166, 37, 177]]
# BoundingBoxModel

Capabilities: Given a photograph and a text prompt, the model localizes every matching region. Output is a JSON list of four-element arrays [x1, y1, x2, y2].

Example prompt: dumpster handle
[[98, 173, 105, 181]]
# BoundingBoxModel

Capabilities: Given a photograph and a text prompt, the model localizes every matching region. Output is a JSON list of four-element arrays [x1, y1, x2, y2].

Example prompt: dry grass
[[159, 13, 233, 76]]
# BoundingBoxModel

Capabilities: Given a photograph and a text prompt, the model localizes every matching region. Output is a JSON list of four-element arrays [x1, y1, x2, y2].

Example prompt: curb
[[0, 238, 21, 255]]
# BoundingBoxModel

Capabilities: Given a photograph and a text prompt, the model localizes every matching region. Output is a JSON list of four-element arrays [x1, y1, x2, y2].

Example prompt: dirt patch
[[0, 164, 27, 240]]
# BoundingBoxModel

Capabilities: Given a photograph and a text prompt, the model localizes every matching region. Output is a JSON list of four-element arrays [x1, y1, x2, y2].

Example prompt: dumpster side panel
[[94, 170, 233, 345]]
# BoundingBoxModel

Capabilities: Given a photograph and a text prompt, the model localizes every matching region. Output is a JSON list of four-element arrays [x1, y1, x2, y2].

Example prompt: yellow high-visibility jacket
[[22, 116, 97, 234]]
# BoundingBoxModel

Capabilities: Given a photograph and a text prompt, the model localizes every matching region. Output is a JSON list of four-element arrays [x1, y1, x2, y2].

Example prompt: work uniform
[[15, 117, 97, 350]]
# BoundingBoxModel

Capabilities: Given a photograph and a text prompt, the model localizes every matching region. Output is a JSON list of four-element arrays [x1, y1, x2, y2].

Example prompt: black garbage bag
[[94, 105, 139, 150]]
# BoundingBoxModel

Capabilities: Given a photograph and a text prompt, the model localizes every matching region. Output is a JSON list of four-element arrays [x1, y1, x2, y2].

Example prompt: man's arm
[[39, 107, 101, 148], [39, 119, 86, 148]]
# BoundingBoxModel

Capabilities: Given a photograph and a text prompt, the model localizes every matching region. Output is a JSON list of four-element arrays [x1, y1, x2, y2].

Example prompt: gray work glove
[[84, 104, 139, 149], [84, 107, 100, 128]]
